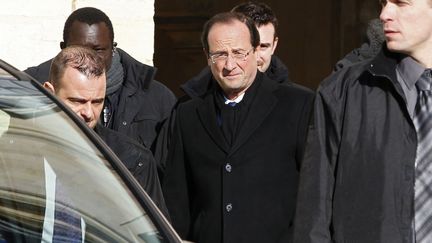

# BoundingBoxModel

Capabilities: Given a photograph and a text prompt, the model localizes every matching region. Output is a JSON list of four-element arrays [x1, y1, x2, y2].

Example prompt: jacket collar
[[180, 66, 213, 98], [117, 48, 156, 91], [366, 44, 404, 83], [366, 44, 411, 105], [265, 55, 290, 84]]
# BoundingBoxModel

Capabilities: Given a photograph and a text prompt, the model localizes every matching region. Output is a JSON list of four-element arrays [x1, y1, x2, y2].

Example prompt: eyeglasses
[[209, 48, 254, 64]]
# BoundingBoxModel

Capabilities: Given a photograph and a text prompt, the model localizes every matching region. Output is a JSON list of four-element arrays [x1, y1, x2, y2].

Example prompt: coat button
[[122, 121, 127, 126], [225, 163, 232, 172], [138, 162, 143, 167], [226, 203, 233, 212]]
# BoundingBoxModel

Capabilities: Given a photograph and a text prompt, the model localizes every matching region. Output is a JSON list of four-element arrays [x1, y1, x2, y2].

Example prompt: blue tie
[[227, 101, 237, 107], [414, 69, 432, 242]]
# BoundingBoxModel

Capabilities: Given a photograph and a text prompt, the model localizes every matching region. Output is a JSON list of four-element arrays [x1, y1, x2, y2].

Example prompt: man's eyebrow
[[232, 48, 249, 52], [93, 98, 105, 103], [68, 97, 87, 102]]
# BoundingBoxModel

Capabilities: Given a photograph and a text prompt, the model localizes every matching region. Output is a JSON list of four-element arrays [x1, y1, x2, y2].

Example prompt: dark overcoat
[[163, 73, 314, 243]]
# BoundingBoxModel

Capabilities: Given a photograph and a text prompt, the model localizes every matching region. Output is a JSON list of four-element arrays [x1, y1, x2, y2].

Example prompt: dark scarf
[[215, 74, 262, 146], [106, 50, 124, 95]]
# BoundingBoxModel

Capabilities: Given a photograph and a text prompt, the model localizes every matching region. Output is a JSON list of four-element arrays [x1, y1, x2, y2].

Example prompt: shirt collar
[[397, 56, 426, 90], [215, 72, 263, 107], [223, 93, 245, 104]]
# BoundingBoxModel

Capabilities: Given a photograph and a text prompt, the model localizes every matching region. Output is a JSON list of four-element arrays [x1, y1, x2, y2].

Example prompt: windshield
[[0, 76, 165, 242]]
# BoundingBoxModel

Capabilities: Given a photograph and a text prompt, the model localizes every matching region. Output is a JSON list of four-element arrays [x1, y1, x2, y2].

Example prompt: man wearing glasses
[[155, 2, 291, 178], [162, 12, 314, 243]]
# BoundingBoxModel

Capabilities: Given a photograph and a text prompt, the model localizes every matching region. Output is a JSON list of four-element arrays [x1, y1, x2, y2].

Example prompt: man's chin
[[88, 122, 96, 129], [386, 41, 407, 54]]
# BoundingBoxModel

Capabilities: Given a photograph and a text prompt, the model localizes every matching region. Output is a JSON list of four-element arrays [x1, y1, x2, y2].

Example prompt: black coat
[[154, 56, 291, 177], [294, 47, 417, 243], [24, 48, 176, 150], [163, 72, 314, 243], [95, 125, 169, 218]]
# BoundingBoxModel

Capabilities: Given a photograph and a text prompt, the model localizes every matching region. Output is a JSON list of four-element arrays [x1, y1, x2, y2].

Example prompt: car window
[[0, 67, 17, 81], [0, 79, 166, 242]]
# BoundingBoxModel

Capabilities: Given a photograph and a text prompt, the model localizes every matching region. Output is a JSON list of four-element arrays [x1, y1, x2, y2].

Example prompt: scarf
[[106, 50, 124, 95]]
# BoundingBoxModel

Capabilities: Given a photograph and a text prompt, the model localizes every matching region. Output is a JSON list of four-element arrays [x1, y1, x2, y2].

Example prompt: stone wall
[[0, 0, 154, 71]]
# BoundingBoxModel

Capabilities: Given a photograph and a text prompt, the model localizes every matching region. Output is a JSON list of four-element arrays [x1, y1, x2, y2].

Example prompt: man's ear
[[204, 48, 211, 66], [60, 41, 66, 49], [43, 82, 55, 93], [271, 37, 279, 55]]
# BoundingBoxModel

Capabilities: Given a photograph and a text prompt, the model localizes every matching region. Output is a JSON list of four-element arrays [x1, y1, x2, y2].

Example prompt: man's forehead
[[208, 21, 250, 49], [60, 66, 105, 86], [257, 22, 275, 29], [68, 21, 110, 39], [209, 20, 247, 35], [71, 20, 108, 29], [257, 24, 276, 37]]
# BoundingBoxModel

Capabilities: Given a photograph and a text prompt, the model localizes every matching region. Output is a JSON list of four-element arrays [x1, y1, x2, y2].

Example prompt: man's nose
[[379, 2, 393, 23], [224, 54, 237, 70], [79, 103, 93, 122]]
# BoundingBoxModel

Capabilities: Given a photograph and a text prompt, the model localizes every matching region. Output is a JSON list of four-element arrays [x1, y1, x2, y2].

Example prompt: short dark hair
[[63, 7, 114, 45], [201, 12, 260, 54], [49, 46, 105, 87], [231, 1, 278, 38]]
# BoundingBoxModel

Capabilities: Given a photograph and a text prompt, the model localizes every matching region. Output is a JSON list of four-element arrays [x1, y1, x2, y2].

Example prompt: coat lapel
[[196, 94, 230, 153], [230, 77, 278, 154]]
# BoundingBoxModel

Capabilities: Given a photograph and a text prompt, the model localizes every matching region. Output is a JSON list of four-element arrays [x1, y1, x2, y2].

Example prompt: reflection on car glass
[[0, 67, 17, 81], [0, 110, 10, 137], [42, 158, 85, 242], [0, 79, 55, 118]]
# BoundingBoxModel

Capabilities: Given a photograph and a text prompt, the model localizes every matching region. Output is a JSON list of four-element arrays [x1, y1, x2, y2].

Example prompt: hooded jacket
[[294, 47, 416, 243], [333, 19, 385, 72]]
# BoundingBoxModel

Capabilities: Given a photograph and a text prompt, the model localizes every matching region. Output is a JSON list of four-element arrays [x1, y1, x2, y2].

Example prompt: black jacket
[[95, 125, 169, 218], [163, 72, 314, 243], [266, 55, 291, 84], [24, 48, 176, 151], [294, 47, 416, 243]]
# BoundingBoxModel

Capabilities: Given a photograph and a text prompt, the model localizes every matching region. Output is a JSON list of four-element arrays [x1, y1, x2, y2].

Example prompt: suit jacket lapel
[[230, 76, 278, 154], [196, 94, 230, 153]]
